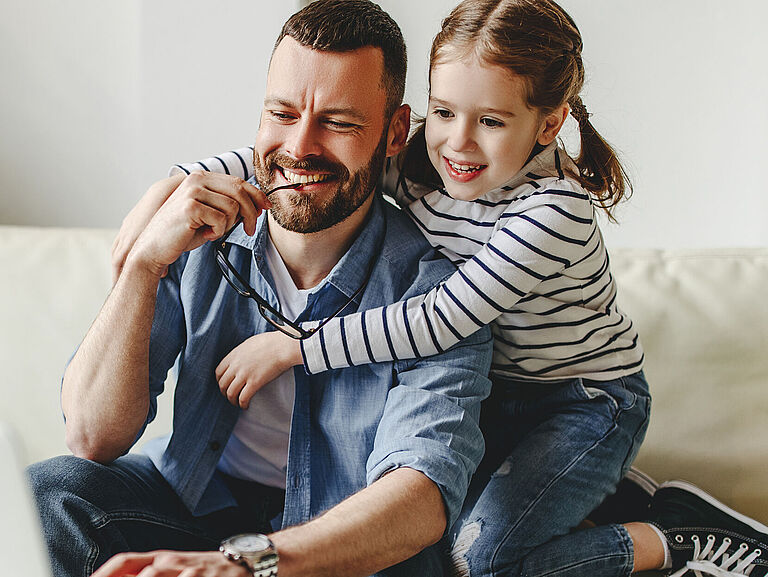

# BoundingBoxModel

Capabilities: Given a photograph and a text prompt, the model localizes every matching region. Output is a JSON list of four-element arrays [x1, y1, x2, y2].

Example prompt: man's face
[[253, 37, 393, 234]]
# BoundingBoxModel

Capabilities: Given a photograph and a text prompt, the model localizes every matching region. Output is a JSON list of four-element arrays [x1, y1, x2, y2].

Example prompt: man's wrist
[[123, 248, 168, 282], [220, 533, 278, 577]]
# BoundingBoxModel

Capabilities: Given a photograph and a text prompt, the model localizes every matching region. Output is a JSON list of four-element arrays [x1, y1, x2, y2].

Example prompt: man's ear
[[385, 104, 411, 157], [537, 104, 569, 146]]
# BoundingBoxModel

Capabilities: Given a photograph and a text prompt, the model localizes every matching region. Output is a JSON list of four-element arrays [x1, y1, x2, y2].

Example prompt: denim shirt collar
[[225, 192, 386, 304]]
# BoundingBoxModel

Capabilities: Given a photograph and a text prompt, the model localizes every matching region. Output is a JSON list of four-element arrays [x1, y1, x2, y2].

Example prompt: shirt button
[[209, 440, 221, 452]]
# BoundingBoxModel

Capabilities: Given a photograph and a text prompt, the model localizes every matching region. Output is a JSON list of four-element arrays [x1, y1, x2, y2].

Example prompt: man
[[29, 1, 493, 576]]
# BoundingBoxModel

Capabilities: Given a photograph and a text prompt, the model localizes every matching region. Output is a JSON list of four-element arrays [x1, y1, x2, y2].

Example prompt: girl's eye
[[481, 117, 504, 128], [432, 108, 453, 119]]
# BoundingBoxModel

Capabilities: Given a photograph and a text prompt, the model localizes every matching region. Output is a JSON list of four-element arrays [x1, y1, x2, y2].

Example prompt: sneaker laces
[[670, 534, 763, 577]]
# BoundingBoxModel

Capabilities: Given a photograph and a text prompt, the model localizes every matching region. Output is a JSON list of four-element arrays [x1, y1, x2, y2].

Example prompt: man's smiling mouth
[[282, 167, 333, 184]]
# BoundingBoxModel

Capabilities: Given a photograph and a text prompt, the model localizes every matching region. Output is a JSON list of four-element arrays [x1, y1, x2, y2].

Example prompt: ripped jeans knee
[[448, 518, 498, 577]]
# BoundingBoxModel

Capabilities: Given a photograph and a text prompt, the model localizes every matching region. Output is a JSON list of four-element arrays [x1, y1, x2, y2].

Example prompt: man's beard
[[253, 131, 388, 234]]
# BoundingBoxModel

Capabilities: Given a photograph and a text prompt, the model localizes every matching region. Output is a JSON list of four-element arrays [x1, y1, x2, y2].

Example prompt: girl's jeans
[[448, 370, 651, 577]]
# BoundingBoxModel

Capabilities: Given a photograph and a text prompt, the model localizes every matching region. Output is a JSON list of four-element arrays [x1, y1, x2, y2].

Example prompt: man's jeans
[[448, 371, 651, 577], [27, 454, 284, 577], [28, 453, 446, 577]]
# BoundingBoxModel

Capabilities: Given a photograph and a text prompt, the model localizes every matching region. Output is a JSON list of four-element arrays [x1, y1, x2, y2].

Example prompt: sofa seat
[[1, 225, 766, 523]]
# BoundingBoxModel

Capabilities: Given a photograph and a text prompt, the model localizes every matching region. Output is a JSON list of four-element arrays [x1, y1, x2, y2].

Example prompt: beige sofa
[[1, 224, 767, 525]]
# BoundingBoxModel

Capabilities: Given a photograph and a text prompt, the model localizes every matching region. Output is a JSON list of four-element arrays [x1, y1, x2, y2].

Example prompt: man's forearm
[[270, 467, 446, 577], [62, 256, 162, 462]]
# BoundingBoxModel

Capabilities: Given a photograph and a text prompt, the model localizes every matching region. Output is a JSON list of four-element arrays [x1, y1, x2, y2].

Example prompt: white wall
[[0, 1, 297, 228], [136, 2, 298, 197], [0, 1, 140, 227], [2, 1, 767, 248], [381, 0, 768, 248]]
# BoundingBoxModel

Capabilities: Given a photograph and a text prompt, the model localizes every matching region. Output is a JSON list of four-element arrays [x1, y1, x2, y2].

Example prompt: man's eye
[[325, 120, 356, 130], [269, 111, 295, 122], [481, 117, 504, 128]]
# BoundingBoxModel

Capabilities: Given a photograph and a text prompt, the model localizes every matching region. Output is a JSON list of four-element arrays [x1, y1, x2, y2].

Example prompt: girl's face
[[425, 57, 566, 201]]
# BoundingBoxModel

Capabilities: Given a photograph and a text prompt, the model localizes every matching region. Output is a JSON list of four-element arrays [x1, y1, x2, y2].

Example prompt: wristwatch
[[219, 533, 278, 577]]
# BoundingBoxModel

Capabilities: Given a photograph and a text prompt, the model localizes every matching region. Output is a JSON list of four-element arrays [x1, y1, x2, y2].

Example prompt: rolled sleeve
[[366, 326, 493, 529]]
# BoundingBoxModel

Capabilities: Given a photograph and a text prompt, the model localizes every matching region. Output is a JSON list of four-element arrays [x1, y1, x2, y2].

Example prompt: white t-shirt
[[217, 233, 317, 489]]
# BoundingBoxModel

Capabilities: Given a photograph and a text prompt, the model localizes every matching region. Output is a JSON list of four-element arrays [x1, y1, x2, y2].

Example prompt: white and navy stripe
[[301, 143, 644, 382], [169, 146, 255, 180]]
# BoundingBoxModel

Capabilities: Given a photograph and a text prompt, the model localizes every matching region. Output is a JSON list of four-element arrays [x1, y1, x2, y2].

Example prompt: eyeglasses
[[214, 183, 376, 339]]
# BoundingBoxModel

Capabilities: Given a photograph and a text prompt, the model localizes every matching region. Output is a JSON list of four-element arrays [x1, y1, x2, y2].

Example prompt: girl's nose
[[446, 120, 476, 152]]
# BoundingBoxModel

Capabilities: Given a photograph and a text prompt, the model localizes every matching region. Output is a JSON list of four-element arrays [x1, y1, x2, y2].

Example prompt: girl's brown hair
[[404, 0, 631, 216]]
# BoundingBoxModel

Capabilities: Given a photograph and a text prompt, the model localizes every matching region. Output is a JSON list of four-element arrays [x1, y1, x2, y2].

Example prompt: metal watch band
[[221, 548, 278, 577]]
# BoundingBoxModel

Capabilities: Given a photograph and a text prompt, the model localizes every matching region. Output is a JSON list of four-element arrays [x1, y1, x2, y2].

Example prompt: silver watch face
[[229, 533, 272, 554]]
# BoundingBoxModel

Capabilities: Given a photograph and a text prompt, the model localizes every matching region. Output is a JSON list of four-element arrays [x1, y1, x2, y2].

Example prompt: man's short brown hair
[[275, 0, 407, 119]]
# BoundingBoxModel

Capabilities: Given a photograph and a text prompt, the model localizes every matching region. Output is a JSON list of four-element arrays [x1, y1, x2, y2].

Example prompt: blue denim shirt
[[140, 193, 493, 536]]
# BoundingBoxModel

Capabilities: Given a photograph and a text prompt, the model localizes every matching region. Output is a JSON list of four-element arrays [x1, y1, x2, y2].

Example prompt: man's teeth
[[283, 169, 330, 184], [448, 159, 485, 173]]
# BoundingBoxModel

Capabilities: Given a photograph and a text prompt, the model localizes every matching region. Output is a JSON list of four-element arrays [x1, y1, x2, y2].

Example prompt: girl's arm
[[301, 185, 595, 373]]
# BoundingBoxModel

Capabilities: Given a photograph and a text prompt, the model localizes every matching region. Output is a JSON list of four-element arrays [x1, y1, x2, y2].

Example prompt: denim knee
[[448, 519, 635, 577], [448, 516, 499, 577], [29, 455, 107, 511], [27, 455, 115, 577]]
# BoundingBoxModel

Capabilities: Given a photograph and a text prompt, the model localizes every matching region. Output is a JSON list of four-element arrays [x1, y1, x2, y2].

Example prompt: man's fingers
[[177, 196, 231, 239], [94, 550, 246, 577], [92, 551, 157, 576], [241, 179, 273, 219], [182, 172, 269, 236], [177, 187, 239, 232]]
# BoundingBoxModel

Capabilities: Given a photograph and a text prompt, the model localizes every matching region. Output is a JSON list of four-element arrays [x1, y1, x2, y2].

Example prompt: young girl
[[117, 1, 768, 575]]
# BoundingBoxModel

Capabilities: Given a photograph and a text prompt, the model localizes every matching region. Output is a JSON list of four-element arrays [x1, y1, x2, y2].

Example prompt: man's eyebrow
[[264, 97, 296, 109], [264, 97, 367, 123], [320, 107, 367, 123]]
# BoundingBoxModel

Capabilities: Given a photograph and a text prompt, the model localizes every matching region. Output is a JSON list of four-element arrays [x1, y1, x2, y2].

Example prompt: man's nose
[[447, 119, 477, 153], [286, 119, 322, 159]]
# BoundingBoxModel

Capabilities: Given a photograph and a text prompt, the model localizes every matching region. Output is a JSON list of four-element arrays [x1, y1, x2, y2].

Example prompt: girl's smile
[[425, 56, 566, 201], [443, 157, 488, 183]]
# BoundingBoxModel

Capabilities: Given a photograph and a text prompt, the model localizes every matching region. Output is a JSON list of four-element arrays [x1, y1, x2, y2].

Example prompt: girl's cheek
[[424, 121, 440, 164]]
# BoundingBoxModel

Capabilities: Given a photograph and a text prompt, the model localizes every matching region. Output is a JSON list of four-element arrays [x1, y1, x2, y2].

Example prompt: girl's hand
[[111, 173, 185, 284], [216, 332, 303, 409]]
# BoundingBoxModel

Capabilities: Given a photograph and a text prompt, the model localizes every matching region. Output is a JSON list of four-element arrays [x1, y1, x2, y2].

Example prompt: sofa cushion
[[0, 226, 172, 464], [611, 248, 768, 523]]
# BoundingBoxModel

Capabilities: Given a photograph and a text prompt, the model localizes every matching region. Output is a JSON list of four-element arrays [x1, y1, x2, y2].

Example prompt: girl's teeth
[[448, 159, 484, 173]]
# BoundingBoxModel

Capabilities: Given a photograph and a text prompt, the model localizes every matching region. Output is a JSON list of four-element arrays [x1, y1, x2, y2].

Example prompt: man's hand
[[128, 172, 271, 279], [111, 173, 185, 284], [216, 332, 302, 409], [91, 550, 248, 577]]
